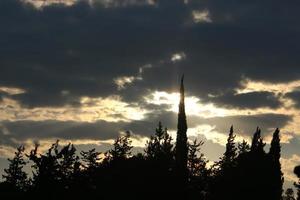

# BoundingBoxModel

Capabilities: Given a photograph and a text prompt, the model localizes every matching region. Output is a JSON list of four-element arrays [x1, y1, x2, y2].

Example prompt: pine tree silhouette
[[187, 139, 209, 200], [187, 139, 207, 178], [220, 126, 237, 170], [251, 127, 261, 151], [58, 144, 78, 176], [2, 145, 28, 191], [237, 140, 250, 155], [145, 121, 173, 161], [28, 141, 61, 199], [175, 75, 188, 182], [57, 143, 79, 192], [105, 131, 133, 162], [210, 126, 238, 200], [81, 148, 101, 170]]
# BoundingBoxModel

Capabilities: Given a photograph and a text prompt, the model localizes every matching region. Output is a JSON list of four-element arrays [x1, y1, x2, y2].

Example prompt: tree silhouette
[[175, 75, 188, 182], [251, 127, 262, 151], [80, 148, 101, 170], [145, 121, 173, 162], [219, 126, 237, 170], [187, 139, 207, 178], [210, 126, 238, 200], [0, 126, 289, 200], [269, 128, 284, 200], [58, 143, 78, 176], [27, 141, 61, 199], [27, 141, 82, 199], [29, 141, 60, 188], [249, 127, 266, 157], [237, 140, 250, 155], [105, 131, 133, 162], [2, 145, 28, 191], [57, 143, 79, 192], [187, 139, 210, 199]]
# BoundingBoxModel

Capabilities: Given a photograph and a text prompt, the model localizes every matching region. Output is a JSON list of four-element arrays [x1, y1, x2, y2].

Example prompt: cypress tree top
[[175, 75, 188, 180]]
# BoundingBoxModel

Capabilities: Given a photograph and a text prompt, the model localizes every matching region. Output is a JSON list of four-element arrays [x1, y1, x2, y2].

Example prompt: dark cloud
[[201, 114, 292, 138], [203, 91, 282, 109], [285, 90, 300, 108], [0, 0, 188, 107], [0, 120, 122, 142], [0, 111, 291, 148], [0, 111, 182, 142], [0, 0, 299, 109]]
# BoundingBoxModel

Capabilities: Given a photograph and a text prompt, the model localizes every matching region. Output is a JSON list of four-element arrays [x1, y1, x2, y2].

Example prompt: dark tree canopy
[[238, 140, 250, 155], [104, 131, 133, 162], [219, 126, 237, 170], [80, 148, 101, 170], [145, 121, 173, 162]]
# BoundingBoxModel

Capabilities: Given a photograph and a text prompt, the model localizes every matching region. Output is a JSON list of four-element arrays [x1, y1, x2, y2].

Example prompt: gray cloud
[[0, 112, 291, 148], [0, 120, 122, 142], [285, 90, 300, 109], [0, 0, 299, 109], [203, 91, 282, 109], [282, 136, 300, 158], [201, 114, 292, 137]]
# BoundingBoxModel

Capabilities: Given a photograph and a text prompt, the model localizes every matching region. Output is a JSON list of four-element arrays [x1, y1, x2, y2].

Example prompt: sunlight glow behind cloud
[[145, 91, 229, 117]]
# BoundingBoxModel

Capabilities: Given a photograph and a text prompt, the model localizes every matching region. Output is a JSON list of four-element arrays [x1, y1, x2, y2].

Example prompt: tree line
[[0, 78, 299, 200]]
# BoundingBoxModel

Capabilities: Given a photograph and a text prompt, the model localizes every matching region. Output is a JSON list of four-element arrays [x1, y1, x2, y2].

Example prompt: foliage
[[80, 148, 101, 170], [104, 131, 133, 162], [145, 121, 173, 162], [2, 145, 28, 191]]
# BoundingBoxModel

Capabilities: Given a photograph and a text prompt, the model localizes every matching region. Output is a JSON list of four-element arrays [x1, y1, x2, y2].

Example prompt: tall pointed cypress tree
[[175, 75, 188, 181], [269, 128, 283, 200]]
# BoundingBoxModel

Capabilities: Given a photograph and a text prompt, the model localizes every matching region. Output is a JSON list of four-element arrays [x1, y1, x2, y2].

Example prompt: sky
[[0, 0, 300, 189]]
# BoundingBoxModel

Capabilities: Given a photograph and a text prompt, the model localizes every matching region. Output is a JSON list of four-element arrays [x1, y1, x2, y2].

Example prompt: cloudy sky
[[1, 0, 300, 188]]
